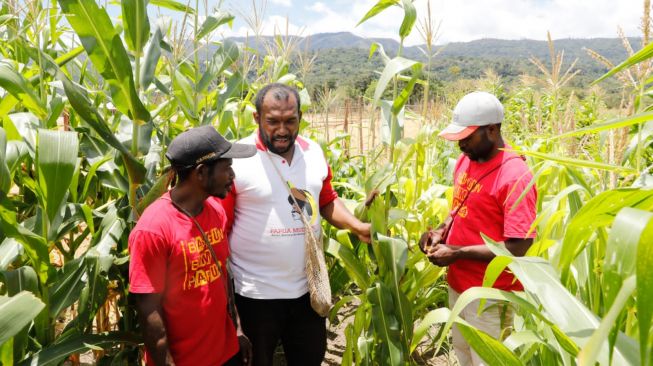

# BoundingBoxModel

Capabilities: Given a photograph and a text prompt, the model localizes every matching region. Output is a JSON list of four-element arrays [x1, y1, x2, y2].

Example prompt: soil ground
[[304, 106, 430, 156]]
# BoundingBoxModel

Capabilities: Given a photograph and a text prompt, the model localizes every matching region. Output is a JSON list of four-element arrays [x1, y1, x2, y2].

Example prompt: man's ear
[[487, 124, 500, 137], [253, 111, 259, 124], [193, 164, 207, 181]]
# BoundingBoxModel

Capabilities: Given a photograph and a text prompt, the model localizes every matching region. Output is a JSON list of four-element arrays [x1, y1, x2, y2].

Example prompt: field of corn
[[1, 0, 653, 365]]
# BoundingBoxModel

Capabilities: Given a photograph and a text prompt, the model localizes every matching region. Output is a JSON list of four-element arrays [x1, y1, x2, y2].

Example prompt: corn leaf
[[558, 189, 653, 284], [17, 331, 141, 366], [0, 239, 22, 271], [0, 202, 49, 282], [485, 239, 640, 365], [578, 276, 636, 366], [603, 208, 650, 310], [0, 61, 47, 118], [411, 307, 449, 352], [357, 0, 399, 27], [0, 292, 45, 346], [326, 238, 371, 290], [149, 0, 195, 13], [140, 23, 163, 89], [504, 330, 547, 352], [36, 130, 78, 227], [58, 0, 151, 123], [49, 258, 86, 318], [399, 0, 416, 40], [376, 234, 412, 346], [0, 128, 10, 196], [0, 266, 38, 297], [374, 57, 419, 105], [197, 40, 239, 93], [121, 0, 149, 54], [594, 41, 653, 84], [136, 170, 174, 216], [380, 100, 404, 145], [636, 213, 653, 365], [366, 282, 404, 366], [196, 10, 234, 40], [391, 67, 420, 115], [172, 69, 197, 121], [457, 322, 523, 366], [482, 256, 514, 288], [93, 208, 127, 256], [36, 49, 147, 185], [369, 42, 391, 63], [552, 111, 653, 140], [511, 149, 636, 173], [0, 268, 39, 355]]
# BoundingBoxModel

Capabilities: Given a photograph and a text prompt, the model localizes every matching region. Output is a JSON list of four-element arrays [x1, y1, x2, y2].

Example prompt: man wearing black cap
[[129, 126, 256, 366]]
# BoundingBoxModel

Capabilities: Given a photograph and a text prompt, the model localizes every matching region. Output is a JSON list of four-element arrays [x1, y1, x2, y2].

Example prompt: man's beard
[[465, 140, 494, 161], [259, 129, 298, 155]]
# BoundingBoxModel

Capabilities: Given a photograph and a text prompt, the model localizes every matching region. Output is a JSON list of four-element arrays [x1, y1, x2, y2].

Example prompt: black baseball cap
[[166, 125, 256, 167]]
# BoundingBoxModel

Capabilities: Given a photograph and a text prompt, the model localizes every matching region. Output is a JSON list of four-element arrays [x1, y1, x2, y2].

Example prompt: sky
[[178, 0, 647, 46]]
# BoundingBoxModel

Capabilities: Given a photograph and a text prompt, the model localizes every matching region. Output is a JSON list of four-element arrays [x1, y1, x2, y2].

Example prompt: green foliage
[[1, 0, 652, 364]]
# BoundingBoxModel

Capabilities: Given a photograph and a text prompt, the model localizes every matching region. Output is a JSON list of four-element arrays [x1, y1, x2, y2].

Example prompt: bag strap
[[441, 155, 524, 242], [264, 152, 316, 234], [166, 196, 238, 326]]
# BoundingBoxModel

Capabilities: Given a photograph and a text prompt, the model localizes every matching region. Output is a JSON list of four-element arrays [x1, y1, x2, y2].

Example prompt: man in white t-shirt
[[219, 83, 370, 366]]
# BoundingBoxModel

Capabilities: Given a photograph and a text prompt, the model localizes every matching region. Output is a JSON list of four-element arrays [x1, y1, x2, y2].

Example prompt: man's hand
[[418, 226, 445, 253], [237, 332, 253, 366], [321, 198, 372, 244], [426, 244, 460, 266], [354, 222, 372, 243]]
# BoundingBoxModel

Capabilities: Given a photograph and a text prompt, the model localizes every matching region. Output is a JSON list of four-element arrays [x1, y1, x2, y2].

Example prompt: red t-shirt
[[446, 150, 537, 293], [129, 192, 238, 366]]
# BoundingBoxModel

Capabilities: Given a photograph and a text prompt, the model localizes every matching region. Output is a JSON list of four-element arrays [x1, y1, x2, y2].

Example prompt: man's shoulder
[[205, 197, 227, 216], [296, 135, 322, 152], [133, 198, 174, 233], [501, 151, 530, 173], [238, 133, 257, 144]]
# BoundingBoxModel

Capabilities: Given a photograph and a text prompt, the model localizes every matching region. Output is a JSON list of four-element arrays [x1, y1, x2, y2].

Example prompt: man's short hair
[[254, 83, 301, 115]]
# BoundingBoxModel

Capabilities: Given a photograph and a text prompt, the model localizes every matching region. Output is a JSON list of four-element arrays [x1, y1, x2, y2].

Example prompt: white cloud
[[269, 0, 292, 7], [347, 0, 642, 45], [219, 0, 643, 45], [217, 15, 305, 39]]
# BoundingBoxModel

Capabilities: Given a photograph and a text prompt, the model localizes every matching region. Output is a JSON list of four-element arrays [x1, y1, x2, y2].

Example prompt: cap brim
[[438, 124, 479, 141], [220, 143, 257, 159]]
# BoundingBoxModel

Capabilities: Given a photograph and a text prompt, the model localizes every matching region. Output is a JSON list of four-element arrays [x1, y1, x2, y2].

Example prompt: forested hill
[[225, 32, 640, 97], [230, 31, 638, 65]]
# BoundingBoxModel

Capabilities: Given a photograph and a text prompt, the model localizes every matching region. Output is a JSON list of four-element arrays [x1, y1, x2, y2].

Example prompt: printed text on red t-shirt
[[179, 227, 225, 290], [452, 171, 483, 218]]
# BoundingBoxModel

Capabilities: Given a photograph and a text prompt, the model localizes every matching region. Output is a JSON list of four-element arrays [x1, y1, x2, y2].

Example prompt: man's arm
[[426, 238, 533, 266], [320, 198, 371, 243], [134, 293, 175, 366]]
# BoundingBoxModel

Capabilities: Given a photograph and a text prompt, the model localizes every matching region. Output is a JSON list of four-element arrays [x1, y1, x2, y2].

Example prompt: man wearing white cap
[[419, 91, 537, 366]]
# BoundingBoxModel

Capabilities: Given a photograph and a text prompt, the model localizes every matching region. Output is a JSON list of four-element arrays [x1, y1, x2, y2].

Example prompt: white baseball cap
[[438, 91, 504, 141]]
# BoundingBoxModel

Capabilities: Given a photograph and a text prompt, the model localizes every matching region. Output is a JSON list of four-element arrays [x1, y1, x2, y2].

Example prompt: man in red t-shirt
[[129, 126, 256, 366], [419, 91, 537, 366]]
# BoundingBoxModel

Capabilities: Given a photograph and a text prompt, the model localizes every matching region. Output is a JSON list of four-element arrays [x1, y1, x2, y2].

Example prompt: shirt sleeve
[[501, 173, 537, 239], [319, 164, 338, 208], [129, 230, 169, 293]]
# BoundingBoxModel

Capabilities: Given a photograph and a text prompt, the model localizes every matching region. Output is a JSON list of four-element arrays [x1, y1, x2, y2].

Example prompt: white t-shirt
[[223, 133, 337, 299]]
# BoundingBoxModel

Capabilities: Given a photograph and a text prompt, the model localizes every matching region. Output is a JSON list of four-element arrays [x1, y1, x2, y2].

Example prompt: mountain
[[219, 32, 636, 104], [228, 31, 638, 65]]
